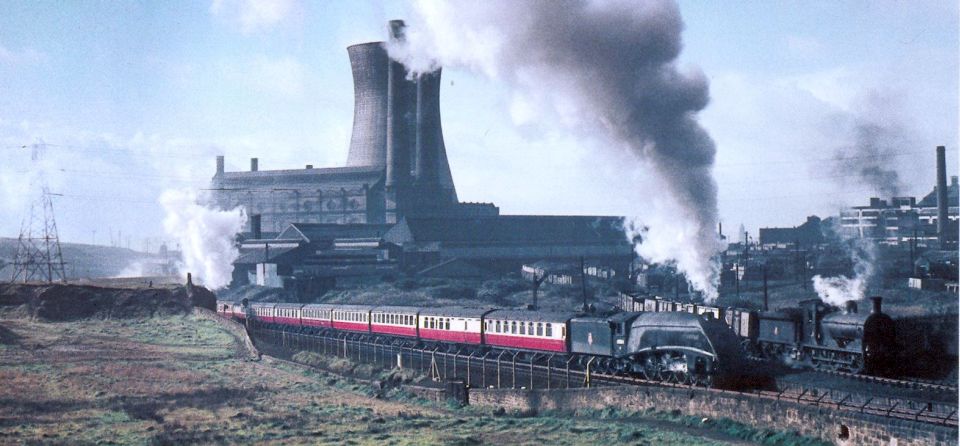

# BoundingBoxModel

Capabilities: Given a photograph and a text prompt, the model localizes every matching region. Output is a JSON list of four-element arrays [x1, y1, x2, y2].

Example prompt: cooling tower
[[347, 20, 458, 211], [346, 43, 390, 168]]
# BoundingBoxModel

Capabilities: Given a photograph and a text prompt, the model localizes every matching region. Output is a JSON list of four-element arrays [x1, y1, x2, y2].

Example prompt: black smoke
[[833, 119, 906, 199], [393, 0, 721, 298]]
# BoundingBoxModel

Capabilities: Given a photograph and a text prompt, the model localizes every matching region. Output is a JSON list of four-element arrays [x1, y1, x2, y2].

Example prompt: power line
[[13, 142, 67, 283]]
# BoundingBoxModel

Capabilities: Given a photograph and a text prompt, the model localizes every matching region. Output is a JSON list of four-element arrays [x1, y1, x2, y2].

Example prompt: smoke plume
[[832, 119, 906, 199], [811, 238, 877, 306], [159, 189, 245, 289], [392, 0, 721, 299]]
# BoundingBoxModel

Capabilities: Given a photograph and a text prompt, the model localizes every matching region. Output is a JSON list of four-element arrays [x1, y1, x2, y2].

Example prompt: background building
[[216, 21, 635, 293]]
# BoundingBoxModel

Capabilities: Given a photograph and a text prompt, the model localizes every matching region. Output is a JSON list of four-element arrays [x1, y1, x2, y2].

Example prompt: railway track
[[243, 323, 958, 427], [815, 369, 958, 394]]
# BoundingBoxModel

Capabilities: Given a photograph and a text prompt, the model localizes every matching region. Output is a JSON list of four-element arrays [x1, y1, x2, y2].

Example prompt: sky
[[0, 0, 957, 251]]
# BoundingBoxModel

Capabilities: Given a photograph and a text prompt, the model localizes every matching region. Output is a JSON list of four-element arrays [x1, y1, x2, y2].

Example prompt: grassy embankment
[[0, 314, 830, 445]]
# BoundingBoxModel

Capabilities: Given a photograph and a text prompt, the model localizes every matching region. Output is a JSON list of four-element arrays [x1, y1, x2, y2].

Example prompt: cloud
[[210, 0, 299, 34]]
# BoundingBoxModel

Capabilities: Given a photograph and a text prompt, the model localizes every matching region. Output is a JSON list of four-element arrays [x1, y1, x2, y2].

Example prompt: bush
[[477, 278, 529, 302], [428, 285, 477, 300]]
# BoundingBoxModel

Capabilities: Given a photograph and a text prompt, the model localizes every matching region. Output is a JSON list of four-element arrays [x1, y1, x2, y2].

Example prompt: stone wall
[[468, 386, 957, 446]]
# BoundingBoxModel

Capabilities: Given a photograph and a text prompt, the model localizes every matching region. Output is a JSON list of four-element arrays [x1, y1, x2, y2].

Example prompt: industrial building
[[839, 183, 957, 247], [220, 21, 634, 291], [211, 21, 497, 231], [758, 216, 825, 249]]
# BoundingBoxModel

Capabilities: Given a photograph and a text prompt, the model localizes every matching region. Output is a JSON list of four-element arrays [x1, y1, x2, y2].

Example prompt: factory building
[[217, 21, 634, 290], [758, 216, 825, 249], [383, 216, 632, 274], [839, 178, 957, 246], [211, 20, 497, 233], [839, 146, 958, 247]]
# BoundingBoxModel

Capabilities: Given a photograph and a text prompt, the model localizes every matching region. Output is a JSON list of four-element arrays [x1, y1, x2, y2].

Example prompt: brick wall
[[468, 386, 957, 446]]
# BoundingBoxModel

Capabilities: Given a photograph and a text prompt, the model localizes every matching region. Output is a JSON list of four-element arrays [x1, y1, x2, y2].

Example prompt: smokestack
[[346, 42, 390, 168], [870, 296, 882, 314], [216, 156, 224, 175], [937, 145, 948, 245], [415, 71, 442, 185], [251, 214, 262, 239], [250, 158, 259, 172], [385, 20, 411, 190]]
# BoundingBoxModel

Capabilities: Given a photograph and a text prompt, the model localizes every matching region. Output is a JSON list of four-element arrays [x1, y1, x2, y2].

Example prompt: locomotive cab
[[861, 297, 897, 375]]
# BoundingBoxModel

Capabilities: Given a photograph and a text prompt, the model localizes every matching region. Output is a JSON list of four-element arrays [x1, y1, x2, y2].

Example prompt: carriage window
[[511, 321, 517, 334], [561, 326, 566, 338], [445, 319, 450, 330], [520, 322, 526, 335], [464, 320, 468, 330], [496, 321, 501, 332], [546, 323, 553, 337], [536, 323, 543, 336]]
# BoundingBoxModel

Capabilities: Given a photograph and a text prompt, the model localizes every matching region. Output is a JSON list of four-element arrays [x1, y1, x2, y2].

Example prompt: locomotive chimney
[[936, 145, 948, 245], [250, 157, 259, 172], [870, 296, 882, 314], [216, 155, 224, 175], [844, 300, 858, 314]]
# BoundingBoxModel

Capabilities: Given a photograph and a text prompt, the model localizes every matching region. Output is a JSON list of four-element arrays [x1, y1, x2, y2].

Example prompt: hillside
[[0, 237, 176, 281]]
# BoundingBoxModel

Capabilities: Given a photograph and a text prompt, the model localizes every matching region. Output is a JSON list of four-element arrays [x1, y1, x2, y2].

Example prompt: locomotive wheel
[[700, 374, 713, 388], [642, 359, 661, 381]]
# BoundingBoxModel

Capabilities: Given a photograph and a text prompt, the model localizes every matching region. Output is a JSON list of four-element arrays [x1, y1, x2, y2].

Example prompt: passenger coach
[[483, 310, 574, 353]]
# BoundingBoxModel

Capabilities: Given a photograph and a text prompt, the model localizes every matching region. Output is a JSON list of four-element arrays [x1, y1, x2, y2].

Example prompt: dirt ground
[[0, 315, 824, 445]]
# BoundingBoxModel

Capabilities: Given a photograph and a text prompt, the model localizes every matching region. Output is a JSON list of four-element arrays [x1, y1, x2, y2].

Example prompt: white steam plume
[[391, 0, 721, 300], [811, 239, 876, 306], [159, 189, 245, 289]]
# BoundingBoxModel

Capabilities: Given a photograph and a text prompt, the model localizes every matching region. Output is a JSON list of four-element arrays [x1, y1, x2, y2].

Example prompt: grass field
[[0, 315, 826, 445]]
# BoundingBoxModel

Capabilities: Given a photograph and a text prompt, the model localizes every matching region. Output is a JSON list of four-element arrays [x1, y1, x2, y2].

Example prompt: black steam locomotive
[[619, 294, 899, 375]]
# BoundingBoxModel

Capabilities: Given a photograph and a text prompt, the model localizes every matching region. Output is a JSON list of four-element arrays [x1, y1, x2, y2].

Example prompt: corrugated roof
[[234, 246, 299, 265], [217, 165, 383, 183], [386, 215, 628, 245], [281, 223, 393, 243]]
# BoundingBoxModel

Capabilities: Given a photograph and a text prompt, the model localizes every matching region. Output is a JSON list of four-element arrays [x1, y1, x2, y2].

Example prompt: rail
[[240, 321, 958, 427]]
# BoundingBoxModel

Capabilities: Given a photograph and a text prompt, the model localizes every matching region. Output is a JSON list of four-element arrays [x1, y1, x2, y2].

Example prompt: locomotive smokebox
[[870, 296, 882, 314]]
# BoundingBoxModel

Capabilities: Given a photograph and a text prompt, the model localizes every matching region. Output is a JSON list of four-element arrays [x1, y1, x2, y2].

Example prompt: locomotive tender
[[217, 300, 744, 386]]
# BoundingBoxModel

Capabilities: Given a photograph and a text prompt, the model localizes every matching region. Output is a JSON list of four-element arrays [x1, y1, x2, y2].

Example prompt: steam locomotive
[[218, 301, 745, 386], [619, 294, 898, 375]]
